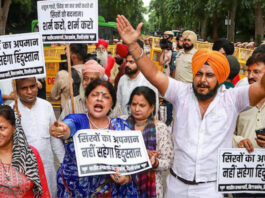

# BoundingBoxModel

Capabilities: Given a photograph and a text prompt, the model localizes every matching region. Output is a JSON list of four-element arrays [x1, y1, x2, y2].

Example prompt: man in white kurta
[[13, 77, 65, 198], [117, 53, 159, 116], [116, 16, 265, 197]]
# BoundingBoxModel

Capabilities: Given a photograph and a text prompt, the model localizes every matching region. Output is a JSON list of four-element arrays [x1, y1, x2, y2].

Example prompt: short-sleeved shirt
[[164, 77, 250, 182], [174, 48, 197, 83]]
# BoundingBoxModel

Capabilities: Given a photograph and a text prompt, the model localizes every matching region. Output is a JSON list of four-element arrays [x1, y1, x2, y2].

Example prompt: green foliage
[[148, 0, 265, 42], [6, 0, 37, 33], [99, 0, 146, 28]]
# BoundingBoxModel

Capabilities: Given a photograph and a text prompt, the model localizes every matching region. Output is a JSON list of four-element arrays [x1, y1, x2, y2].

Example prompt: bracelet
[[134, 48, 144, 61]]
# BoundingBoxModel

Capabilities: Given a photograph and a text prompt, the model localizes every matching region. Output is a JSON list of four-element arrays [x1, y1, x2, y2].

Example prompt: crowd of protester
[[0, 14, 265, 198]]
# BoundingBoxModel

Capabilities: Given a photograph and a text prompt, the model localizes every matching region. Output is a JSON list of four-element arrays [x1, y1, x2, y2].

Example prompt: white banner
[[0, 33, 45, 80], [37, 0, 98, 43], [73, 129, 152, 177], [218, 148, 265, 193]]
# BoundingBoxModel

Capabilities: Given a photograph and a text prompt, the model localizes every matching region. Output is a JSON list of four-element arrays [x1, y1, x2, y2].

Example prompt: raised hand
[[116, 15, 143, 45]]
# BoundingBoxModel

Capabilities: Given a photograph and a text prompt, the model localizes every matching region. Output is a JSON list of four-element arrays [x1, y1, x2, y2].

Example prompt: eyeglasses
[[248, 69, 265, 76]]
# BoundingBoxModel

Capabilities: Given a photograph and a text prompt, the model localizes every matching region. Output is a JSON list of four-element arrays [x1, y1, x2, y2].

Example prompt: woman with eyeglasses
[[50, 79, 138, 197], [0, 105, 50, 197]]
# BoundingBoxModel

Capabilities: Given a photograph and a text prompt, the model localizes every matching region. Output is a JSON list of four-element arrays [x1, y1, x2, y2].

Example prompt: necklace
[[135, 119, 148, 127], [0, 159, 11, 181], [88, 116, 110, 130]]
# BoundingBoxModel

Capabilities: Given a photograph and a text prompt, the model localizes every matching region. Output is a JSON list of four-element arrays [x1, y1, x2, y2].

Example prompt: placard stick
[[12, 80, 21, 119], [66, 44, 75, 113]]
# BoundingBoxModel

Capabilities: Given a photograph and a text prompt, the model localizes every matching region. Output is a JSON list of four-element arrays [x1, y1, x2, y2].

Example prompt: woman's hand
[[116, 15, 143, 46], [147, 150, 161, 168], [110, 168, 131, 185], [49, 121, 70, 140]]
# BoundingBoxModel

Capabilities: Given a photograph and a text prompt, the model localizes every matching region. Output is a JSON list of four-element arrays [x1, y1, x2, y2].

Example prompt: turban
[[182, 30, 197, 44], [116, 43, 129, 58], [82, 60, 105, 75], [96, 39, 108, 49], [226, 55, 240, 80], [164, 31, 174, 36], [192, 49, 230, 84]]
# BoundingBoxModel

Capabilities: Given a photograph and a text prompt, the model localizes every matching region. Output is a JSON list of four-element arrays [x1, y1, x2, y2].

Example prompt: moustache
[[248, 78, 256, 83], [197, 83, 210, 88]]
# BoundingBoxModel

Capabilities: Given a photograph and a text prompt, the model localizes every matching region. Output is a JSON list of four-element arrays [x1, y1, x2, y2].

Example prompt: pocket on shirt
[[206, 110, 228, 133]]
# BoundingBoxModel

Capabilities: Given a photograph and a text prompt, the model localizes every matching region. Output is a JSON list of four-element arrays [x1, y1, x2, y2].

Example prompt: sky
[[143, 0, 151, 21]]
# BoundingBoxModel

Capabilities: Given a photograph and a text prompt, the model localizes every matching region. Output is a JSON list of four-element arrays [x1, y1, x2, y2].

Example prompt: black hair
[[246, 52, 265, 67], [253, 44, 265, 55], [176, 35, 182, 41], [212, 38, 234, 55], [128, 86, 156, 114], [226, 55, 240, 80], [0, 105, 16, 127], [85, 78, 116, 109], [70, 43, 88, 61]]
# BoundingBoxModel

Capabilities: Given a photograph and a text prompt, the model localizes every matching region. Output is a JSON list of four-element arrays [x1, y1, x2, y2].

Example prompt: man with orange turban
[[116, 15, 265, 198]]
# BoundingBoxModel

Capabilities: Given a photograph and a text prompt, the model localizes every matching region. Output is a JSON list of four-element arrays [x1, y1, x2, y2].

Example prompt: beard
[[97, 50, 108, 68], [183, 43, 194, 51], [125, 66, 138, 75], [192, 82, 219, 101]]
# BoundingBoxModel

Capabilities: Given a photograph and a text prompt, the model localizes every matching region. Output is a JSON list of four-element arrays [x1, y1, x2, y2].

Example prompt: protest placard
[[37, 0, 98, 43], [73, 129, 152, 177], [218, 148, 265, 193], [0, 32, 45, 80]]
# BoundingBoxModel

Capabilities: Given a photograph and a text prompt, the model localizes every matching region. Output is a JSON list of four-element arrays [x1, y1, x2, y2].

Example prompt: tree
[[99, 0, 146, 28], [0, 0, 12, 35]]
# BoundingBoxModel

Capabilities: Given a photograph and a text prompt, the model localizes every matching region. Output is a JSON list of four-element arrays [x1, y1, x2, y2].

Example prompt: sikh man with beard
[[110, 43, 129, 87], [173, 30, 197, 83], [117, 52, 159, 116], [96, 39, 115, 78], [116, 15, 265, 198]]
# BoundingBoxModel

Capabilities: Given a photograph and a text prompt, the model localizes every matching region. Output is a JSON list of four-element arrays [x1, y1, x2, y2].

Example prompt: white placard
[[37, 0, 98, 43], [0, 33, 45, 80], [218, 148, 265, 193], [73, 129, 152, 177]]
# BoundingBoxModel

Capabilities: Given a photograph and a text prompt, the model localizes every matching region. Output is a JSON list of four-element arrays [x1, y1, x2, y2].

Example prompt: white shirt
[[164, 77, 250, 182], [235, 76, 249, 87], [117, 72, 159, 116], [11, 98, 65, 198]]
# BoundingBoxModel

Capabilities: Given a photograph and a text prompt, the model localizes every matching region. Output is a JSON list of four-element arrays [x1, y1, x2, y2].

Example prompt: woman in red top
[[0, 105, 50, 198]]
